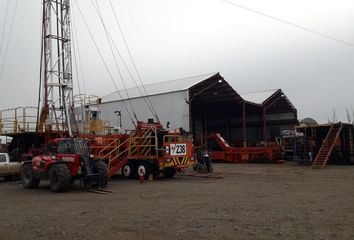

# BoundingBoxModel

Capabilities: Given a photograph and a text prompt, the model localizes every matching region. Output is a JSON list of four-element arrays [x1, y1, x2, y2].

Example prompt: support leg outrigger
[[88, 188, 114, 194], [80, 155, 111, 193]]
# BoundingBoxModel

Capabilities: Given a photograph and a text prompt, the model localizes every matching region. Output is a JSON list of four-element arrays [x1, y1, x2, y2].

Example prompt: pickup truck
[[0, 152, 21, 181]]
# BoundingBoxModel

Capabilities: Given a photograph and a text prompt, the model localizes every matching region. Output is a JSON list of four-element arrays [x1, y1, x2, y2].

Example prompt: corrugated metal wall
[[100, 90, 190, 131]]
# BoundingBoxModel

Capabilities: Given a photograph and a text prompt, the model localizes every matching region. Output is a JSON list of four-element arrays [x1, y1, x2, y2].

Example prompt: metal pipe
[[62, 85, 72, 137]]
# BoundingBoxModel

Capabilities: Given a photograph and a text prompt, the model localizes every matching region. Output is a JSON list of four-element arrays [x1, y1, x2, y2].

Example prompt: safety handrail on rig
[[107, 138, 130, 171], [99, 138, 120, 159], [0, 107, 38, 134]]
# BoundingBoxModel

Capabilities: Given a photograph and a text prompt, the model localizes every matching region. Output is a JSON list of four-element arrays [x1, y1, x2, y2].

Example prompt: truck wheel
[[162, 167, 176, 178], [22, 164, 40, 188], [122, 163, 135, 179], [137, 162, 150, 180], [92, 160, 108, 188], [204, 157, 213, 173], [194, 163, 206, 173], [49, 164, 71, 193]]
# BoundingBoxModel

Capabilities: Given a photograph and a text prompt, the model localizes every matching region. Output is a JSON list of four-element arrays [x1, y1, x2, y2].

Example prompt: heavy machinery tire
[[194, 163, 206, 173], [49, 164, 71, 193], [137, 162, 151, 180], [204, 157, 213, 173], [122, 163, 135, 179], [162, 167, 177, 178], [92, 160, 108, 188], [22, 164, 40, 188]]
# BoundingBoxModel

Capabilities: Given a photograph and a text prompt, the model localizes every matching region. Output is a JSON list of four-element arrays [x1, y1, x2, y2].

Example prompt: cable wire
[[71, 10, 87, 134], [91, 0, 138, 122], [0, 0, 18, 83], [72, 11, 87, 95], [36, 0, 46, 131], [73, 0, 136, 127], [220, 0, 354, 47], [92, 0, 158, 122], [71, 21, 82, 96], [108, 0, 160, 122], [0, 0, 10, 59], [105, 28, 157, 121], [91, 0, 157, 121], [71, 10, 83, 97]]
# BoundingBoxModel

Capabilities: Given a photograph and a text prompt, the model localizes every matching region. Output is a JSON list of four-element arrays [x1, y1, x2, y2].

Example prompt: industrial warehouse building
[[100, 73, 298, 147]]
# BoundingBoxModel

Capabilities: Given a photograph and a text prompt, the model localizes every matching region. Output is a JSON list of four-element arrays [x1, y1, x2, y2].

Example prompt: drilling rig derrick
[[38, 0, 73, 135]]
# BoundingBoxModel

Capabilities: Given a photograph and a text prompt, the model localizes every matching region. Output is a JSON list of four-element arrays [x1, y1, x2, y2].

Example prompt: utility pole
[[37, 0, 73, 134]]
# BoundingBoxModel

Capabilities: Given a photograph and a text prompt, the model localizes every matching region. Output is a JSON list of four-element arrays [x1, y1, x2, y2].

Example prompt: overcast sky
[[0, 0, 353, 123]]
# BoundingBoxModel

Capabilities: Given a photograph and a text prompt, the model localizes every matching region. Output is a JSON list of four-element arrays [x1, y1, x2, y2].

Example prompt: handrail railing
[[0, 107, 38, 134], [98, 138, 120, 157], [107, 138, 130, 170], [103, 141, 121, 160]]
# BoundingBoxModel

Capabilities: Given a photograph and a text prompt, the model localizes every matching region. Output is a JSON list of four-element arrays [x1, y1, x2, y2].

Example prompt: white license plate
[[169, 144, 187, 156]]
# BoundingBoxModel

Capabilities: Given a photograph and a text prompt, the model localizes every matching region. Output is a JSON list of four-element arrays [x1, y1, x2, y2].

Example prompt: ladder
[[312, 123, 343, 169]]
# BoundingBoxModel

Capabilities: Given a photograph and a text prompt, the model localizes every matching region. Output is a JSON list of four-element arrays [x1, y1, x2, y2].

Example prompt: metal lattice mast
[[38, 0, 73, 134]]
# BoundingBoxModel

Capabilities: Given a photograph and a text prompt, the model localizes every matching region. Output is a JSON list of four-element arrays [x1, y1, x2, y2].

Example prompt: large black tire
[[194, 163, 206, 173], [92, 160, 108, 188], [49, 164, 71, 193], [162, 167, 176, 178], [122, 162, 135, 179], [22, 164, 40, 189], [204, 156, 213, 173], [137, 162, 151, 180]]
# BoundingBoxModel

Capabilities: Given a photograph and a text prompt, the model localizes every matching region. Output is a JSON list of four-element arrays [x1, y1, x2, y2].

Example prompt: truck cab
[[0, 152, 21, 180]]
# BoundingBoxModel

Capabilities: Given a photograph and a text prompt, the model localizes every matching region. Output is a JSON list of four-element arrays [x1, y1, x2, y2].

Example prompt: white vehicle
[[0, 153, 21, 181], [0, 136, 12, 145]]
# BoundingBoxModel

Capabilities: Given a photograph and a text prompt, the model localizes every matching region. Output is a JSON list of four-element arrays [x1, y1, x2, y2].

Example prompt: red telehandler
[[22, 137, 108, 192]]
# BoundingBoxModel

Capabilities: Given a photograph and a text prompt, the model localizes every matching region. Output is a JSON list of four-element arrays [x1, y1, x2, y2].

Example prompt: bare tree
[[331, 108, 337, 123], [346, 108, 352, 123]]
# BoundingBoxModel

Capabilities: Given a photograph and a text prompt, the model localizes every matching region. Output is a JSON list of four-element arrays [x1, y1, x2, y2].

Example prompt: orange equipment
[[208, 133, 281, 163], [90, 121, 195, 179]]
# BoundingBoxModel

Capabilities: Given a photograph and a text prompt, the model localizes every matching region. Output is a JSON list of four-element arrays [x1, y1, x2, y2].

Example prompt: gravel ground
[[0, 162, 354, 240]]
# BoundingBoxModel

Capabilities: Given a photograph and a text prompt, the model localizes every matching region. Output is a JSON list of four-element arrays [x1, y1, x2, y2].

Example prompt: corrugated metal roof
[[240, 89, 279, 105], [102, 72, 218, 103]]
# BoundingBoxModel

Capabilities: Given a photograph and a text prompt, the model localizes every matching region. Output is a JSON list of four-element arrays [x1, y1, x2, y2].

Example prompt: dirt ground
[[0, 162, 354, 240]]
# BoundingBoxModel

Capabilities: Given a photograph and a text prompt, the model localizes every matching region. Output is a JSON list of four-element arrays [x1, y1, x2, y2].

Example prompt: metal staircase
[[98, 137, 130, 178], [312, 123, 343, 169], [98, 128, 157, 178]]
